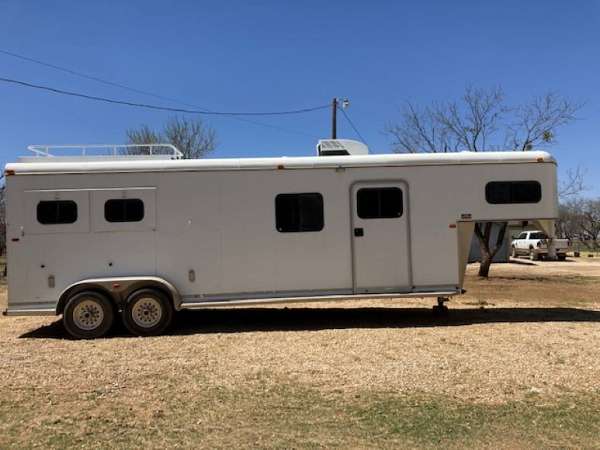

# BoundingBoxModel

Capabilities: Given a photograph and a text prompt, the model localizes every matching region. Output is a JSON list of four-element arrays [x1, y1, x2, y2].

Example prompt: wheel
[[122, 289, 173, 336], [63, 291, 115, 339], [529, 249, 538, 261], [557, 254, 566, 261], [511, 246, 518, 258]]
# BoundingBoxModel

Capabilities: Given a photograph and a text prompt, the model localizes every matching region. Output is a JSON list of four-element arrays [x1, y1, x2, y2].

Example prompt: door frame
[[349, 179, 414, 294]]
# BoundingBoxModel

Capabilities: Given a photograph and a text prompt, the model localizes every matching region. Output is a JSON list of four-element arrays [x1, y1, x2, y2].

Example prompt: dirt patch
[[0, 260, 599, 448]]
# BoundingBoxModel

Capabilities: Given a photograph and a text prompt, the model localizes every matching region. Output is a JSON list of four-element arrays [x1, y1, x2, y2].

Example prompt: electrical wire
[[0, 48, 196, 108], [338, 106, 368, 144], [0, 49, 325, 137], [0, 76, 329, 116]]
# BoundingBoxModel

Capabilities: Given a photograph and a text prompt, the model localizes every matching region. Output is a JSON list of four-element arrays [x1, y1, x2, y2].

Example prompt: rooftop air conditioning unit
[[316, 139, 369, 156]]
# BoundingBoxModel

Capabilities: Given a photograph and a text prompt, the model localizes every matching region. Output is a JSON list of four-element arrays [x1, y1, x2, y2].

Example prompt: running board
[[180, 290, 460, 310], [3, 307, 56, 316]]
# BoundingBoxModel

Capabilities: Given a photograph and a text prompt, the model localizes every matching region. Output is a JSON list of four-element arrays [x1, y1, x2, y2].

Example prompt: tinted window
[[486, 181, 541, 204], [357, 187, 403, 219], [37, 200, 77, 225], [104, 199, 144, 223], [275, 193, 324, 232], [530, 232, 548, 240]]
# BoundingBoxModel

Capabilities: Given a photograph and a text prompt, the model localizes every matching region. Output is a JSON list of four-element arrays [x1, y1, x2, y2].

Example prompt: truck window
[[37, 200, 78, 225], [357, 187, 403, 219], [104, 199, 145, 223], [530, 232, 548, 239], [275, 193, 324, 232], [485, 181, 542, 204]]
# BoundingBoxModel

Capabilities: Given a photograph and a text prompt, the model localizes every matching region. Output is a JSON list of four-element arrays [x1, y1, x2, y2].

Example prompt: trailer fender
[[56, 276, 183, 315]]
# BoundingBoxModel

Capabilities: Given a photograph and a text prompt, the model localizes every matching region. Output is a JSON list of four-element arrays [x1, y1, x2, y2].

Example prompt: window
[[530, 232, 548, 240], [517, 232, 528, 240], [485, 181, 541, 204], [357, 187, 403, 219], [104, 199, 145, 223], [275, 193, 324, 232], [37, 200, 78, 225]]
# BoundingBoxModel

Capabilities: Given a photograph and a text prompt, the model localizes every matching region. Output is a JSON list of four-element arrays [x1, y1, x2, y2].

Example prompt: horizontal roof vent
[[316, 139, 369, 156]]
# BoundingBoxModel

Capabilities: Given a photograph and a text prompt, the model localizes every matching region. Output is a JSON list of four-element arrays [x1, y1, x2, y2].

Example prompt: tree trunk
[[474, 221, 508, 278], [478, 250, 493, 277]]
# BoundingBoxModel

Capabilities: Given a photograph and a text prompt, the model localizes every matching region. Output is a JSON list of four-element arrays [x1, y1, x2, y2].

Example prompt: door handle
[[354, 227, 364, 237]]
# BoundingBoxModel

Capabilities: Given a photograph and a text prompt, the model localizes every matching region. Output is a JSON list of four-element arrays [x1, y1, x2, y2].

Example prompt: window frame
[[275, 192, 325, 233], [356, 187, 404, 219], [104, 198, 145, 223], [36, 200, 78, 225], [485, 181, 542, 205]]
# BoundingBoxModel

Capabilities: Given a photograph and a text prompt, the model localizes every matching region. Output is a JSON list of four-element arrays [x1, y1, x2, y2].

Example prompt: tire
[[511, 246, 518, 258], [529, 249, 539, 261], [558, 254, 566, 261], [63, 291, 115, 339], [122, 288, 173, 337]]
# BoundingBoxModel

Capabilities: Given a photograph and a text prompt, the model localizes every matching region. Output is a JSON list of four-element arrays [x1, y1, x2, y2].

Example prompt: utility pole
[[331, 97, 338, 139]]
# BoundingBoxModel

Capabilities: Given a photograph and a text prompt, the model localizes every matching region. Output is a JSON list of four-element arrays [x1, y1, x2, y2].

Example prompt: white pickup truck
[[511, 231, 570, 261]]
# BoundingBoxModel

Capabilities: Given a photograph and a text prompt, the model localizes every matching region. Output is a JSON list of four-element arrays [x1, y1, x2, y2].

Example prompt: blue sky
[[0, 0, 598, 195]]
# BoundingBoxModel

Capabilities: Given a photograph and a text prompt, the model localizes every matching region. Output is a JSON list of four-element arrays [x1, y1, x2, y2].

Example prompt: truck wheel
[[122, 289, 173, 337], [558, 254, 566, 261], [529, 249, 538, 261], [63, 291, 114, 339], [511, 246, 518, 258]]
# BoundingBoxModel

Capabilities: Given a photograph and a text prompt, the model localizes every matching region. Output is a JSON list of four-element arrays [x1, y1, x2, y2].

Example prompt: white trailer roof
[[5, 151, 555, 175]]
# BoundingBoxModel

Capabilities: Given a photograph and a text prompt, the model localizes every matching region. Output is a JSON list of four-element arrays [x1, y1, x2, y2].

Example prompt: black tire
[[557, 254, 567, 261], [63, 291, 115, 339], [122, 288, 173, 336], [511, 246, 518, 258], [529, 249, 538, 261]]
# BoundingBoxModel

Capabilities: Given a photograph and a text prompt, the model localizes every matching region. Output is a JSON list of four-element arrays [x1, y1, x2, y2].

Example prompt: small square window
[[275, 193, 324, 232], [357, 187, 403, 219], [37, 200, 78, 225], [104, 199, 145, 222]]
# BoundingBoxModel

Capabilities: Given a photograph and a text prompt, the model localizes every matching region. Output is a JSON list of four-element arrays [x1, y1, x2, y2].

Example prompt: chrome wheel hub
[[73, 299, 104, 331], [131, 297, 162, 328]]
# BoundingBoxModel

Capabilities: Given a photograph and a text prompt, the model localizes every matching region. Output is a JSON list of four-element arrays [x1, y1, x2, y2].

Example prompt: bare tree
[[507, 93, 580, 151], [558, 167, 587, 200], [127, 116, 216, 159], [386, 86, 581, 277], [557, 198, 600, 251], [578, 199, 600, 251], [556, 200, 580, 242]]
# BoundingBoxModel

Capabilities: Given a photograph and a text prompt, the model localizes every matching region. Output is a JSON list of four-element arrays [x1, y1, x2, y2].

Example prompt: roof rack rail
[[22, 144, 183, 161]]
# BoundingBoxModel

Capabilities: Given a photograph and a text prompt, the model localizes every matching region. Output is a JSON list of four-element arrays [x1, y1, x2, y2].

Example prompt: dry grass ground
[[1, 259, 599, 449]]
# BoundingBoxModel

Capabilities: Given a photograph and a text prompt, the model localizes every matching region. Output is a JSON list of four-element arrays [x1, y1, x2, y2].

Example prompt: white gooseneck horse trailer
[[2, 141, 559, 338]]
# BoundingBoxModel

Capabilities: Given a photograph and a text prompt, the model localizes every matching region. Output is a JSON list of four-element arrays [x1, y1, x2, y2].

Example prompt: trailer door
[[351, 181, 411, 293]]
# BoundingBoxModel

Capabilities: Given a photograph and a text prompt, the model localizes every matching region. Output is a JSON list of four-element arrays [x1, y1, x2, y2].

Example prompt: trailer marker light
[[449, 224, 457, 228], [277, 164, 285, 170], [112, 283, 121, 289], [4, 169, 14, 176], [536, 157, 544, 162]]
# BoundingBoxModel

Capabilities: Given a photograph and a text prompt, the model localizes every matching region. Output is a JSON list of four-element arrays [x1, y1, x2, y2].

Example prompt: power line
[[0, 48, 324, 138], [0, 48, 195, 108], [338, 106, 368, 144], [0, 76, 330, 116]]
